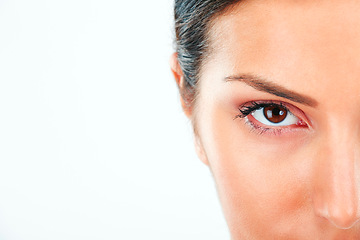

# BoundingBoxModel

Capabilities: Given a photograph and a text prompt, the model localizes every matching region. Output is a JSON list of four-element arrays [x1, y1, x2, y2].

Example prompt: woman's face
[[181, 0, 360, 239]]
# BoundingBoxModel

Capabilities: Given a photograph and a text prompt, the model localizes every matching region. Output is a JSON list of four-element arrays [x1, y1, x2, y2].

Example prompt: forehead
[[204, 0, 360, 108]]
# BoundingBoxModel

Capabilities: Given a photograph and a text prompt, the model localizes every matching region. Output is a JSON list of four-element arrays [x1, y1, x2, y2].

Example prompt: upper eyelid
[[247, 102, 288, 112], [237, 100, 309, 123], [238, 101, 289, 116]]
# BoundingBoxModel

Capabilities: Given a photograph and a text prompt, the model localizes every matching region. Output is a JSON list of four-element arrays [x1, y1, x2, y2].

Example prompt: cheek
[[197, 102, 311, 238]]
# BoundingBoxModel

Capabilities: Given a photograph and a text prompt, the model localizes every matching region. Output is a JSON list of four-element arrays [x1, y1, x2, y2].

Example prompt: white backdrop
[[0, 0, 229, 239]]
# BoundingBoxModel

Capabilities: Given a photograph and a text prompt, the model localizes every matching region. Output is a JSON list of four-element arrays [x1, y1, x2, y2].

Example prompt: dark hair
[[174, 0, 241, 106]]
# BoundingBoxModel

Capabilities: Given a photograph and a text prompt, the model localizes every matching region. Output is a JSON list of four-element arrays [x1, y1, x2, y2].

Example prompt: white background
[[0, 0, 229, 239]]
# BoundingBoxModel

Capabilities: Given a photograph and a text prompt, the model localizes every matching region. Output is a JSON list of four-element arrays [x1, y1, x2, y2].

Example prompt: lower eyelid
[[243, 110, 308, 136], [243, 116, 284, 135]]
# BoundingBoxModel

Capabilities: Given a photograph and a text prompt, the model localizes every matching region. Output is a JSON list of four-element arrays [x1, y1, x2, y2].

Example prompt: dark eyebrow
[[224, 74, 318, 107]]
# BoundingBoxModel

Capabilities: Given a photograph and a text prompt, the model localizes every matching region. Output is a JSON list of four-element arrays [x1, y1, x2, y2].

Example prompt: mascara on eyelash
[[235, 101, 288, 119]]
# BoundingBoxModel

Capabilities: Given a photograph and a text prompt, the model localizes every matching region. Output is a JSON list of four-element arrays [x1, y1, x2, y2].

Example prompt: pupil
[[264, 106, 287, 123]]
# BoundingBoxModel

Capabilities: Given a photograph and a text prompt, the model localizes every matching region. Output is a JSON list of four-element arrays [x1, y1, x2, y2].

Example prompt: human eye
[[235, 101, 308, 135]]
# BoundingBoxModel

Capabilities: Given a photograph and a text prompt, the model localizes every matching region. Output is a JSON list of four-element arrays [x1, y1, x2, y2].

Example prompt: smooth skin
[[171, 0, 360, 239]]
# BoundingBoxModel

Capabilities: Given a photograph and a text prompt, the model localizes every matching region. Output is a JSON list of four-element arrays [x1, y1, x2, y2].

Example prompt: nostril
[[324, 205, 360, 229]]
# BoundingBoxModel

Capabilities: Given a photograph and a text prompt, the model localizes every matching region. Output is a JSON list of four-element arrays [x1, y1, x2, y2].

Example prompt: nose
[[312, 130, 360, 229]]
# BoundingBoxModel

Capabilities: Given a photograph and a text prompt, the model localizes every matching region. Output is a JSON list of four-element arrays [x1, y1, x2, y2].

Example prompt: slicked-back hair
[[174, 0, 241, 106]]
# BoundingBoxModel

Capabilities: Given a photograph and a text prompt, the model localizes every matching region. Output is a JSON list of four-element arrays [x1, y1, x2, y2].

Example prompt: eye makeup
[[234, 100, 308, 136]]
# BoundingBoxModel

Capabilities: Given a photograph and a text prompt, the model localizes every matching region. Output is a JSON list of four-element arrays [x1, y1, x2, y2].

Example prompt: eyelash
[[234, 101, 307, 135]]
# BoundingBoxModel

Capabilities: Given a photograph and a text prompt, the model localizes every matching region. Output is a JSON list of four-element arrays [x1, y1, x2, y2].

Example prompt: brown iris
[[263, 105, 287, 123]]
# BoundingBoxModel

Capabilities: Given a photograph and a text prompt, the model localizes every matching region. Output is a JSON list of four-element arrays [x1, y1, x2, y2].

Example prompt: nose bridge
[[312, 119, 360, 229]]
